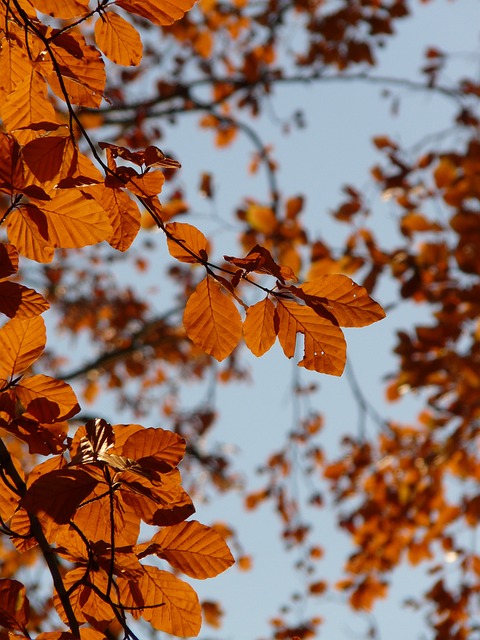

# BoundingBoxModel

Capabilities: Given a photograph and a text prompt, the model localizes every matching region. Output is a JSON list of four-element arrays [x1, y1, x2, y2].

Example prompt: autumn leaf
[[276, 299, 346, 375], [0, 315, 46, 382], [8, 190, 112, 262], [95, 11, 143, 66], [115, 0, 198, 26], [0, 579, 29, 631], [166, 222, 209, 264], [243, 297, 277, 356], [119, 426, 186, 472], [15, 375, 80, 423], [30, 0, 90, 19], [297, 275, 386, 327], [184, 275, 242, 361], [143, 520, 235, 578], [22, 468, 99, 524], [99, 186, 141, 252], [119, 566, 201, 637]]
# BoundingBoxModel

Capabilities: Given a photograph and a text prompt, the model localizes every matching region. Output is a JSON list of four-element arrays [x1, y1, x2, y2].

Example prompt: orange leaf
[[7, 204, 54, 264], [15, 375, 80, 423], [243, 297, 277, 356], [21, 136, 73, 185], [0, 243, 19, 279], [31, 0, 90, 18], [299, 275, 385, 327], [119, 427, 186, 470], [48, 32, 106, 108], [121, 566, 201, 636], [0, 282, 49, 319], [116, 0, 197, 26], [0, 579, 29, 631], [30, 189, 111, 251], [0, 315, 46, 381], [100, 186, 141, 251], [0, 134, 24, 195], [183, 275, 242, 361], [127, 171, 165, 197], [95, 11, 143, 66], [0, 71, 57, 131], [148, 520, 234, 579], [246, 203, 277, 234], [22, 469, 99, 524], [276, 299, 346, 376], [165, 222, 209, 264]]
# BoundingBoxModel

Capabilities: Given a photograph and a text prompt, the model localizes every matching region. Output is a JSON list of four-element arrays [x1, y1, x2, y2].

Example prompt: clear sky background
[[51, 2, 480, 639]]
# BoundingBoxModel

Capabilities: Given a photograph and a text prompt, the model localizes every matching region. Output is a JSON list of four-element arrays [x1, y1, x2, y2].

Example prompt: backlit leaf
[[31, 189, 112, 251], [243, 297, 277, 356], [0, 282, 49, 319], [166, 222, 209, 264], [0, 71, 57, 131], [22, 469, 99, 524], [22, 136, 71, 184], [184, 275, 242, 361], [31, 0, 90, 18], [7, 204, 54, 263], [0, 579, 29, 631], [120, 427, 186, 470], [15, 375, 80, 423], [0, 315, 46, 380], [299, 275, 386, 327], [127, 566, 201, 636], [100, 186, 141, 251], [48, 32, 106, 108], [95, 11, 143, 66], [276, 299, 346, 376], [0, 243, 19, 279], [116, 0, 198, 26], [149, 520, 235, 579]]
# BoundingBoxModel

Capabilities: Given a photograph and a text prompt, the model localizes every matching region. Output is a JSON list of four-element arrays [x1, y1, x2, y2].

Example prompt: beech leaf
[[149, 520, 235, 579], [184, 275, 242, 361]]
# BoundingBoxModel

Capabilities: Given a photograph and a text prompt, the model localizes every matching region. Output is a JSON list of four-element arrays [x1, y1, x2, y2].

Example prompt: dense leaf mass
[[0, 0, 477, 638]]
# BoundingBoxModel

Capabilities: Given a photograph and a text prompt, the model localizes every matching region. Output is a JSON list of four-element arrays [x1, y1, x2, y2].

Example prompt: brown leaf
[[94, 11, 143, 67], [166, 222, 209, 264], [0, 579, 29, 631], [0, 315, 46, 381], [276, 299, 346, 375], [147, 520, 234, 579], [243, 297, 277, 356], [184, 275, 242, 361]]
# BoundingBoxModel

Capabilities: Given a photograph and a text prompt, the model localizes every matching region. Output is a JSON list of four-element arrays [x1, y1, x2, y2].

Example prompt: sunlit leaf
[[100, 186, 141, 251], [0, 71, 57, 131], [15, 375, 80, 423], [184, 275, 242, 361], [0, 579, 29, 631], [0, 282, 49, 319], [243, 297, 277, 356], [119, 427, 186, 470], [276, 299, 346, 376], [166, 222, 209, 264], [148, 520, 235, 579], [22, 469, 99, 524], [116, 0, 198, 26], [299, 275, 386, 327], [120, 566, 201, 636], [0, 315, 46, 380], [95, 11, 143, 66], [31, 0, 90, 18]]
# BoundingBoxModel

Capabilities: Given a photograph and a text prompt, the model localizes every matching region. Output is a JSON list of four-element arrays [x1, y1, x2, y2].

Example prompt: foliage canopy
[[0, 0, 478, 639]]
